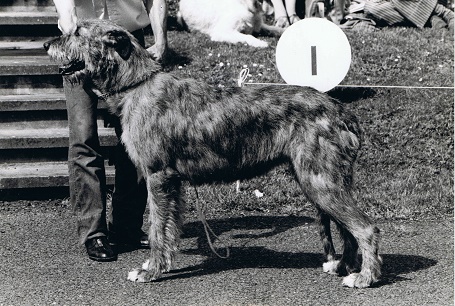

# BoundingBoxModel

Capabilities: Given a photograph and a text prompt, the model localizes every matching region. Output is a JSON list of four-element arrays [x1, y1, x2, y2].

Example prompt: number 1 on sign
[[311, 46, 317, 76], [276, 18, 351, 91]]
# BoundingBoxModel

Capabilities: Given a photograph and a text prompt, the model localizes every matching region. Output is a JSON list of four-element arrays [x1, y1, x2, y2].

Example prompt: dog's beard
[[47, 51, 87, 83], [47, 45, 86, 76]]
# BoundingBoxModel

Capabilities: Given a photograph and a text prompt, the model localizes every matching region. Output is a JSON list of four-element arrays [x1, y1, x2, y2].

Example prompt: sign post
[[276, 18, 352, 92]]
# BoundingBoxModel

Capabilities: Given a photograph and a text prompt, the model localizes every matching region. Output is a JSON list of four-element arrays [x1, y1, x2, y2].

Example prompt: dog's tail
[[340, 112, 361, 154], [336, 109, 361, 188]]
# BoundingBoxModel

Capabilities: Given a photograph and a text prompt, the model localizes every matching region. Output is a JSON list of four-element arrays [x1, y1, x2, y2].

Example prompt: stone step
[[0, 11, 57, 25], [0, 146, 114, 164], [0, 41, 49, 55], [0, 3, 110, 190], [0, 41, 48, 50], [0, 115, 109, 128], [0, 76, 63, 95], [0, 161, 115, 189], [0, 24, 60, 43], [0, 55, 58, 76], [0, 54, 62, 94], [0, 10, 59, 43], [0, 92, 66, 111], [0, 92, 108, 111], [0, 6, 55, 12], [0, 126, 117, 149], [0, 0, 55, 11]]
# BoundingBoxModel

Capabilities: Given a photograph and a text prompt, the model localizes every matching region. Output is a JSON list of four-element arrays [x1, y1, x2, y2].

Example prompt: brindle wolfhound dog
[[44, 19, 381, 288]]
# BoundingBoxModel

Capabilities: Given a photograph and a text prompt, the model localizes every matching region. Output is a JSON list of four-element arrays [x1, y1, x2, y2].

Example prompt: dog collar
[[97, 77, 151, 100]]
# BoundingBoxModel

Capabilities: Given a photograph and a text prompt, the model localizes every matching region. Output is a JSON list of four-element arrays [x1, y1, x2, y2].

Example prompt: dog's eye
[[74, 29, 80, 36]]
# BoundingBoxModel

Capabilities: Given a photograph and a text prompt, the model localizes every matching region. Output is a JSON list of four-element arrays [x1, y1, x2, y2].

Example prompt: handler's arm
[[144, 0, 168, 62], [52, 0, 78, 34]]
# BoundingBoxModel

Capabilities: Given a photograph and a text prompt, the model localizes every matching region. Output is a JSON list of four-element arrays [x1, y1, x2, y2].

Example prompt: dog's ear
[[102, 30, 132, 60]]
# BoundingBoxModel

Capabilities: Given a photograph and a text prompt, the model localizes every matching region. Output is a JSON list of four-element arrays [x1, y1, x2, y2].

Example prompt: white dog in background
[[177, 0, 284, 48]]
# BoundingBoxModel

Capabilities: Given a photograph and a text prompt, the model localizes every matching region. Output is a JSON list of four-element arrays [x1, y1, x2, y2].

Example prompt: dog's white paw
[[128, 262, 164, 283], [127, 267, 157, 283], [141, 259, 150, 270], [250, 40, 268, 48], [322, 260, 340, 275], [342, 273, 373, 288], [127, 268, 142, 282], [342, 273, 358, 287]]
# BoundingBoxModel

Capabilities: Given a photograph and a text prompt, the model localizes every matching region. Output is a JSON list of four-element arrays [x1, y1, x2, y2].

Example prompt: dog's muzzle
[[58, 60, 85, 75], [43, 38, 86, 76]]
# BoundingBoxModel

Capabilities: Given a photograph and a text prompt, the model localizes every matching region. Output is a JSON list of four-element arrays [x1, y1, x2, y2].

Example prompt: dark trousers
[[64, 29, 147, 245]]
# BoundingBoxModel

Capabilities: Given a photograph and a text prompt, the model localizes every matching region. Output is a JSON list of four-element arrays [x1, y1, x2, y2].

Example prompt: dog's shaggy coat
[[44, 19, 381, 288], [177, 0, 283, 47]]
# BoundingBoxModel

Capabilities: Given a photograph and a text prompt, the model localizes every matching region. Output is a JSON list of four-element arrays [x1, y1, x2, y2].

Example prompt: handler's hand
[[147, 44, 167, 63], [58, 18, 77, 34], [57, 6, 77, 34]]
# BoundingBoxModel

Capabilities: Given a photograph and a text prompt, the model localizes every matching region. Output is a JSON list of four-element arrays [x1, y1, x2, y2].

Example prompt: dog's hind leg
[[318, 210, 338, 274], [291, 144, 381, 288], [335, 222, 360, 276], [319, 209, 361, 276], [302, 178, 380, 287], [128, 168, 183, 282]]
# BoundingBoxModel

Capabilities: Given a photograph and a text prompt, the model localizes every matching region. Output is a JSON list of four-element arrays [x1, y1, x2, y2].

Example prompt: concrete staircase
[[0, 0, 116, 190]]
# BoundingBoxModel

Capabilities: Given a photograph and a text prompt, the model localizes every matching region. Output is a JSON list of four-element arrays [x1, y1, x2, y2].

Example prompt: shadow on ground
[[328, 86, 377, 103], [182, 215, 315, 240], [162, 248, 324, 281], [119, 215, 438, 286], [377, 254, 438, 286]]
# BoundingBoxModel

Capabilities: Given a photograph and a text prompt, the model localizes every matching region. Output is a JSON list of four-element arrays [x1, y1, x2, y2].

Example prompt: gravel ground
[[0, 202, 453, 305]]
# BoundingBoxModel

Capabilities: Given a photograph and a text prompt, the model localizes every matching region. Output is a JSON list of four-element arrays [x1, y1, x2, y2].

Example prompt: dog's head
[[44, 19, 158, 89]]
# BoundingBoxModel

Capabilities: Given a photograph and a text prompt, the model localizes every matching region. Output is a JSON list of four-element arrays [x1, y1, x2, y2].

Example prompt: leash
[[238, 68, 454, 90], [193, 186, 230, 259], [188, 70, 243, 258], [235, 70, 249, 193], [246, 82, 454, 90], [238, 67, 249, 87]]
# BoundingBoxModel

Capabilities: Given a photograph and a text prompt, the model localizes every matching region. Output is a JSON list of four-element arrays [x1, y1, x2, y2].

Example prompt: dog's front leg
[[210, 29, 269, 48], [128, 168, 183, 282]]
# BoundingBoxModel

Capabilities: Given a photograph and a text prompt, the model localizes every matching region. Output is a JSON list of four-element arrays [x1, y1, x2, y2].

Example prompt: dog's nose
[[43, 40, 50, 51], [43, 37, 59, 51]]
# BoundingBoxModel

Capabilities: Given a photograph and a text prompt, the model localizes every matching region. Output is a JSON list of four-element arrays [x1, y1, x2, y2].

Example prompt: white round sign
[[276, 18, 351, 92]]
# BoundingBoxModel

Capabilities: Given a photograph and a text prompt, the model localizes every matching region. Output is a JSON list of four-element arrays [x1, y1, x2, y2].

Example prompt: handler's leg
[[108, 137, 149, 248], [107, 28, 149, 249], [65, 77, 116, 261]]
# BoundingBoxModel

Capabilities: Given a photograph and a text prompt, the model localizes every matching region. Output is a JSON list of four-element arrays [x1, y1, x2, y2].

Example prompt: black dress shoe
[[85, 237, 117, 262], [137, 233, 150, 249], [109, 231, 150, 249]]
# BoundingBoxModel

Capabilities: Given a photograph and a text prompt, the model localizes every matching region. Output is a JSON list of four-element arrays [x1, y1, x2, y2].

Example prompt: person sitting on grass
[[343, 0, 453, 33]]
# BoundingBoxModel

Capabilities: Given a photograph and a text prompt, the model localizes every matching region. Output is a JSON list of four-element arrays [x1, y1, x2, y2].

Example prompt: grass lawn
[[145, 18, 454, 221]]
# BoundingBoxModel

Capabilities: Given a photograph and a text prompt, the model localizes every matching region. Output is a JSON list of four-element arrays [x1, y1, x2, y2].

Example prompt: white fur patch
[[322, 260, 339, 274], [310, 173, 333, 189], [342, 273, 358, 287], [127, 269, 140, 282], [316, 117, 331, 131], [142, 259, 150, 270], [178, 0, 272, 47]]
